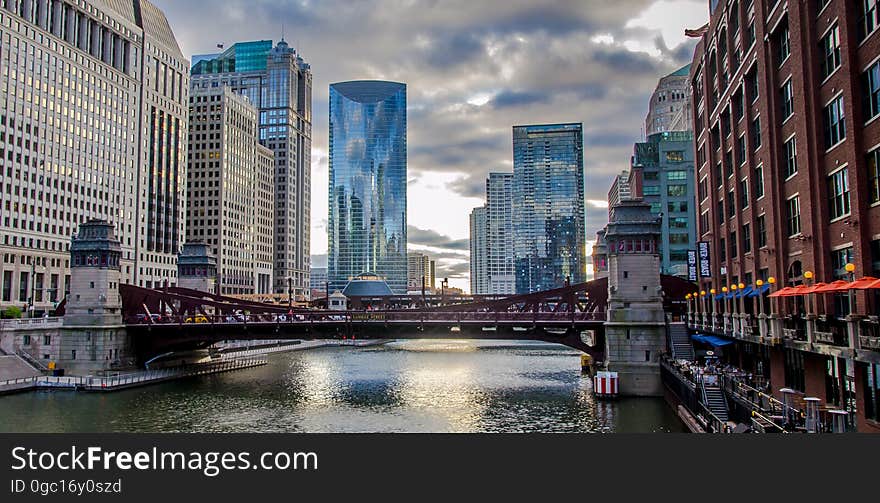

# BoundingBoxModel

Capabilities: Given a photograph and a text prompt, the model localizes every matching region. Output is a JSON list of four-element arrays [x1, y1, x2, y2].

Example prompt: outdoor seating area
[[684, 272, 880, 354]]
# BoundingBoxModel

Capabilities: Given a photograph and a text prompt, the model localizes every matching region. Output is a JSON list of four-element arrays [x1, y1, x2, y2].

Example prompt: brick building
[[688, 0, 880, 431]]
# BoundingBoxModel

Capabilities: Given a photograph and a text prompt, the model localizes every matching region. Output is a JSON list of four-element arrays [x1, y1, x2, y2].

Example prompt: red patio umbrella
[[768, 286, 794, 298], [801, 283, 828, 294], [849, 277, 880, 290], [811, 280, 851, 293]]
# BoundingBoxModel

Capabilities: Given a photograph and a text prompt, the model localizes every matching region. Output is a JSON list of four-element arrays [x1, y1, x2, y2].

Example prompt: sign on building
[[698, 242, 711, 278], [687, 250, 698, 282]]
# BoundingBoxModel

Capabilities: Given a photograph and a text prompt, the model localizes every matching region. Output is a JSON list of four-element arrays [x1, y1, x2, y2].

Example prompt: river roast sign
[[698, 242, 711, 278]]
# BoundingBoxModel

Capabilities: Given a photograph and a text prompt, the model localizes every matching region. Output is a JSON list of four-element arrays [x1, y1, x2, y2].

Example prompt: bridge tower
[[603, 200, 666, 396], [178, 242, 217, 294], [60, 220, 133, 373]]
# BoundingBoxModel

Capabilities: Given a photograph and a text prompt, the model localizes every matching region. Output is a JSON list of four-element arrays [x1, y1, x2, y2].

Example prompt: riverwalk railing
[[0, 357, 266, 393], [0, 317, 63, 330]]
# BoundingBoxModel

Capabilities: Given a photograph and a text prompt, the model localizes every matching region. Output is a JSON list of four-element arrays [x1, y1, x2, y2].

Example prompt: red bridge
[[120, 276, 692, 362]]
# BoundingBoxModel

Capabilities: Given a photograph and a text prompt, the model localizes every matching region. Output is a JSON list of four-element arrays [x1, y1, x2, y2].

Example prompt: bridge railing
[[125, 310, 608, 326]]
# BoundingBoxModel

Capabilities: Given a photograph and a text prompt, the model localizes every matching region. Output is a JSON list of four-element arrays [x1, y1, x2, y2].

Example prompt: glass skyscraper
[[512, 123, 586, 294], [328, 81, 407, 294]]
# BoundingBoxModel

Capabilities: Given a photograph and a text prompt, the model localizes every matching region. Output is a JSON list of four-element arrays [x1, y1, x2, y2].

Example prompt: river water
[[0, 340, 684, 433]]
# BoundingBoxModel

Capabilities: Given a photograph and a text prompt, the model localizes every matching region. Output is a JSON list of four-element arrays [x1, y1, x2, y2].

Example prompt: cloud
[[154, 0, 708, 267], [407, 226, 470, 251]]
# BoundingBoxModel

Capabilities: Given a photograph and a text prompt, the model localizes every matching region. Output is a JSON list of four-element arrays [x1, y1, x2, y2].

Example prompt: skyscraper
[[186, 86, 275, 295], [328, 81, 407, 294], [645, 64, 693, 136], [469, 207, 488, 295], [486, 173, 515, 295], [0, 0, 188, 315], [631, 131, 697, 279], [512, 123, 586, 294], [190, 39, 313, 299], [407, 252, 435, 293]]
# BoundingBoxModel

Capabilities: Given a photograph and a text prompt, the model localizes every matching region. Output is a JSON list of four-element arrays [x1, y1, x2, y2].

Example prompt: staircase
[[702, 384, 729, 422], [669, 323, 695, 361]]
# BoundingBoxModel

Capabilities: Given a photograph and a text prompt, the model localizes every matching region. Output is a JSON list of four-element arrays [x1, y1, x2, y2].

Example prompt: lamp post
[[287, 277, 293, 311], [722, 287, 729, 316], [686, 294, 692, 321], [845, 263, 856, 316], [700, 290, 706, 326], [768, 277, 777, 316], [756, 280, 764, 317], [738, 282, 746, 318], [804, 271, 814, 316], [710, 289, 717, 328]]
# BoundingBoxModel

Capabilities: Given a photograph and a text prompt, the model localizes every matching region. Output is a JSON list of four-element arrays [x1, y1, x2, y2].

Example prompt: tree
[[2, 306, 23, 319]]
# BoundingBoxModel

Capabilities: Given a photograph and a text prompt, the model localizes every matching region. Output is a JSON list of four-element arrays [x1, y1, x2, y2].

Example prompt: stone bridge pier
[[600, 200, 668, 397]]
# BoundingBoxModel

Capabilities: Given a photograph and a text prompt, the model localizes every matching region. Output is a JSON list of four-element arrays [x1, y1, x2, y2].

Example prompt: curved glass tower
[[328, 81, 408, 294]]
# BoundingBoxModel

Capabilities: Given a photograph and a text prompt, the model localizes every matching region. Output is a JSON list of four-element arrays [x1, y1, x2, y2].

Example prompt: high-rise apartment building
[[486, 173, 515, 295], [469, 207, 488, 295], [186, 86, 274, 295], [607, 170, 634, 215], [0, 0, 188, 314], [512, 123, 587, 293], [328, 81, 407, 294], [645, 64, 694, 136], [688, 0, 880, 432], [632, 131, 697, 279], [407, 252, 435, 293], [190, 39, 312, 299]]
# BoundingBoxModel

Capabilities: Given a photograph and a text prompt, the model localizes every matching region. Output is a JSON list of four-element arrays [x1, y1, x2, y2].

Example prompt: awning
[[714, 293, 726, 301], [691, 334, 735, 347], [812, 280, 851, 293], [736, 286, 754, 298], [801, 283, 828, 294], [769, 285, 810, 297], [748, 284, 771, 297], [850, 277, 880, 290]]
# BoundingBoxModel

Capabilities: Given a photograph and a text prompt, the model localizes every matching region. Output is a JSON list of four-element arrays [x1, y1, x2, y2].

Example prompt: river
[[0, 340, 685, 433]]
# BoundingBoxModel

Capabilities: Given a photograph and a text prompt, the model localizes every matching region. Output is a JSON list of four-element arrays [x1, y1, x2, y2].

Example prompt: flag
[[685, 24, 709, 38]]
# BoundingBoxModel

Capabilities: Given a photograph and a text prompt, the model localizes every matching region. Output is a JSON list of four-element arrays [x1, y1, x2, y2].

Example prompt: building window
[[757, 215, 767, 248], [699, 178, 708, 201], [787, 196, 801, 237], [737, 135, 746, 166], [784, 349, 806, 392], [828, 167, 851, 220], [743, 223, 752, 253], [717, 201, 725, 226], [667, 185, 687, 197], [777, 25, 790, 65], [739, 179, 749, 209], [667, 170, 687, 181], [747, 69, 759, 103], [823, 96, 846, 149], [784, 137, 798, 178], [820, 25, 841, 80], [863, 60, 880, 123], [728, 190, 736, 218], [751, 117, 761, 149], [700, 211, 710, 235], [754, 165, 765, 199], [643, 186, 660, 196], [720, 238, 727, 262], [869, 147, 880, 205], [715, 162, 723, 189], [730, 231, 738, 258], [831, 247, 855, 280], [864, 364, 880, 423], [780, 79, 794, 120], [858, 0, 879, 42], [666, 151, 685, 162]]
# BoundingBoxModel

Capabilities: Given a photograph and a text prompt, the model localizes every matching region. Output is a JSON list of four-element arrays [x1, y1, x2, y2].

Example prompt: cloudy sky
[[154, 0, 710, 291]]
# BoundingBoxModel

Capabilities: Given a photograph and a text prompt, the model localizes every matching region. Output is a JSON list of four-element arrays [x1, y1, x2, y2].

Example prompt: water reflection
[[0, 340, 684, 433]]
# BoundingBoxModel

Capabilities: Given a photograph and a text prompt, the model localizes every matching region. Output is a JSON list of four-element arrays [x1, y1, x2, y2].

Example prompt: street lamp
[[722, 287, 729, 316], [756, 280, 764, 317], [768, 277, 777, 316], [845, 263, 856, 316], [738, 282, 746, 318], [710, 289, 717, 323], [804, 271, 814, 316]]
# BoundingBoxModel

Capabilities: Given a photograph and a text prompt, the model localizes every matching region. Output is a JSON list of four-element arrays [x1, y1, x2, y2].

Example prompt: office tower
[[309, 267, 327, 291], [632, 131, 697, 279], [645, 64, 693, 136], [486, 173, 515, 295], [407, 252, 434, 293], [327, 81, 407, 294], [186, 86, 274, 295], [469, 207, 488, 295], [688, 0, 880, 431], [0, 0, 188, 315], [512, 123, 586, 293], [190, 39, 313, 299], [607, 170, 634, 215]]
